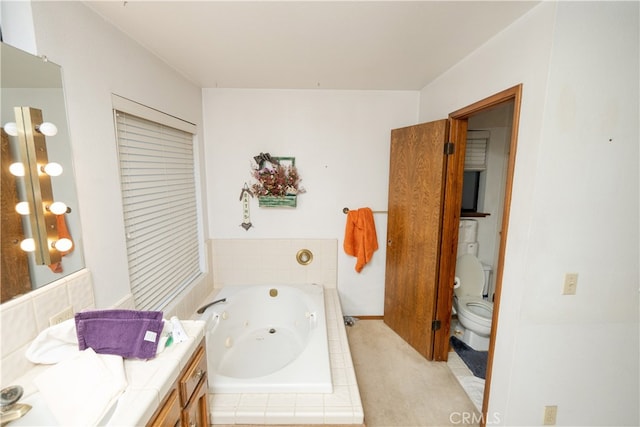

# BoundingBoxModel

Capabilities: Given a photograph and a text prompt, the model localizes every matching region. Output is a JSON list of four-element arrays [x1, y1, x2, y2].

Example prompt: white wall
[[0, 1, 37, 54], [421, 2, 639, 425], [24, 2, 208, 308], [203, 89, 418, 314]]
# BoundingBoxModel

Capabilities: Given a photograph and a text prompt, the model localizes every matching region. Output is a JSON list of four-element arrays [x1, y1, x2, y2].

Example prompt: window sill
[[461, 212, 490, 218]]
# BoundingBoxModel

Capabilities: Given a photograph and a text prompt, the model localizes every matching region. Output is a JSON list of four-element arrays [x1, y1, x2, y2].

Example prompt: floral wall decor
[[251, 153, 305, 207]]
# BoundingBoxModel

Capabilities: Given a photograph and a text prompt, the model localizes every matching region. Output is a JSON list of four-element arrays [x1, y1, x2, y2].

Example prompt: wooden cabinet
[[149, 388, 181, 427], [148, 339, 209, 427]]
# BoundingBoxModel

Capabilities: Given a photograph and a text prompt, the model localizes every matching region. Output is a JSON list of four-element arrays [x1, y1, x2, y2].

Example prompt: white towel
[[33, 348, 127, 426], [26, 317, 171, 364], [25, 318, 79, 364]]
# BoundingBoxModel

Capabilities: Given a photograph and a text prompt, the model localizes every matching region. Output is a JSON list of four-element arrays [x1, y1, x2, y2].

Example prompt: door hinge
[[444, 142, 455, 155], [432, 319, 441, 331]]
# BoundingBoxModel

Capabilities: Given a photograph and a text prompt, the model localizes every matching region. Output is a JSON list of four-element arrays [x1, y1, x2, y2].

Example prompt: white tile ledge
[[7, 320, 205, 426]]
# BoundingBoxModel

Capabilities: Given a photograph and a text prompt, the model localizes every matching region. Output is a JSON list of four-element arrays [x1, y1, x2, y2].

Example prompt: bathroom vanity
[[9, 320, 207, 426], [147, 337, 208, 426]]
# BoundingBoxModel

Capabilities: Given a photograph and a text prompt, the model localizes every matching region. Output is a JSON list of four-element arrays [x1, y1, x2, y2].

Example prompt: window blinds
[[465, 130, 490, 171], [114, 110, 201, 310]]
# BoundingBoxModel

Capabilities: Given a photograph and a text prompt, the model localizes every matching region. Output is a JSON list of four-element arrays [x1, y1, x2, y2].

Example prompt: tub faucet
[[196, 298, 227, 314]]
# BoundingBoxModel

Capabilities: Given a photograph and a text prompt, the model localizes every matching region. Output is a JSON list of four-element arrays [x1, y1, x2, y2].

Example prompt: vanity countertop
[[10, 320, 206, 426]]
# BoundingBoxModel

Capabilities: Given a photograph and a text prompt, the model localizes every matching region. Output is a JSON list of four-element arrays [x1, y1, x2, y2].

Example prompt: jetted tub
[[199, 283, 333, 393]]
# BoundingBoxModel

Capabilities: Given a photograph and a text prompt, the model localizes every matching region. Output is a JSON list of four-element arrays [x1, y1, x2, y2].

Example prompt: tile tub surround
[[206, 287, 364, 425], [212, 239, 338, 288]]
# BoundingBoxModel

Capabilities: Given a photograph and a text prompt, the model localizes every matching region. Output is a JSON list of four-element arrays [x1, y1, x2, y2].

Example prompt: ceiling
[[85, 1, 539, 90]]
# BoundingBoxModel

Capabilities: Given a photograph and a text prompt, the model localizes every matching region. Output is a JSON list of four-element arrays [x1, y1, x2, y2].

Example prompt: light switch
[[562, 273, 578, 295]]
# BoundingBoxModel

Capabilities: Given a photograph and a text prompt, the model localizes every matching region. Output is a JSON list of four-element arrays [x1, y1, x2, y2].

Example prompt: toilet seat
[[454, 296, 493, 336], [457, 297, 492, 321], [453, 253, 493, 349]]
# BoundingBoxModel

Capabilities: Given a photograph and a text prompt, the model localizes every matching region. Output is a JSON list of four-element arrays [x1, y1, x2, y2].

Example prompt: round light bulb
[[42, 162, 63, 176], [9, 162, 25, 177], [15, 202, 30, 215], [36, 122, 58, 136], [3, 122, 18, 136], [48, 201, 68, 215], [20, 238, 36, 252], [53, 238, 73, 252]]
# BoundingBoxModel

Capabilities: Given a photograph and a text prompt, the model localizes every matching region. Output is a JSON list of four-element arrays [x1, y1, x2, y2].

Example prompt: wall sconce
[[5, 107, 72, 265]]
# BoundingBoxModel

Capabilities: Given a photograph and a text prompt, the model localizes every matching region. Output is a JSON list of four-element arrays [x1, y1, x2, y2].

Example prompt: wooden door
[[383, 119, 450, 360]]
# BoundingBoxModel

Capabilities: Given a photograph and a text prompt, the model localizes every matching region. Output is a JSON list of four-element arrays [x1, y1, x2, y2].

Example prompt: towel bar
[[342, 207, 387, 214]]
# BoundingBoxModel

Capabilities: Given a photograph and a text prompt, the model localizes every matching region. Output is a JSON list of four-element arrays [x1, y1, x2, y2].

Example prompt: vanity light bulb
[[48, 201, 68, 215], [15, 202, 30, 215], [20, 238, 36, 252], [36, 122, 58, 136], [9, 162, 25, 177], [42, 162, 63, 176], [52, 238, 73, 252], [3, 122, 18, 136]]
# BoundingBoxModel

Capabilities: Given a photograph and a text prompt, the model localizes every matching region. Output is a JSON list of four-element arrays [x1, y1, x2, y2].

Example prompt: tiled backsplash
[[212, 239, 337, 288], [0, 269, 95, 386]]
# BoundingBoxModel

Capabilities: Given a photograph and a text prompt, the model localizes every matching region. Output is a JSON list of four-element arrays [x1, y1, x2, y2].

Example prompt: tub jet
[[269, 328, 276, 334]]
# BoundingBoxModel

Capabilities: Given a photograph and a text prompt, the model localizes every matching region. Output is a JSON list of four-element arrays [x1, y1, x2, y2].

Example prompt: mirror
[[1, 42, 84, 302]]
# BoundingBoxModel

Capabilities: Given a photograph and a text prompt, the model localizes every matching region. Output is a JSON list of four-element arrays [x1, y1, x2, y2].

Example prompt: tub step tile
[[324, 406, 359, 424], [293, 406, 325, 424]]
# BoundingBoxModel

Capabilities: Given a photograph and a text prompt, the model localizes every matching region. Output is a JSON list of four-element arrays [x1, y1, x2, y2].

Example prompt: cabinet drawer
[[179, 343, 207, 405]]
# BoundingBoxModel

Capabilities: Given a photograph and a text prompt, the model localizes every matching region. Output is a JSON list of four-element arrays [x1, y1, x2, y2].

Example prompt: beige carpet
[[346, 320, 480, 427]]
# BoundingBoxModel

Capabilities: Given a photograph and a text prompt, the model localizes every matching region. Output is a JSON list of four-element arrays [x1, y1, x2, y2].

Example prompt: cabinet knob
[[194, 369, 205, 379]]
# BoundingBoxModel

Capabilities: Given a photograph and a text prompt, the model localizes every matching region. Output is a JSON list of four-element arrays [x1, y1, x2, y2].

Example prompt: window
[[462, 171, 481, 212], [462, 130, 489, 214], [113, 96, 201, 310]]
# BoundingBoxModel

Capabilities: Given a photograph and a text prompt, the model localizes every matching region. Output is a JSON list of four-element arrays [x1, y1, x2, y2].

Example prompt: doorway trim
[[436, 84, 523, 424]]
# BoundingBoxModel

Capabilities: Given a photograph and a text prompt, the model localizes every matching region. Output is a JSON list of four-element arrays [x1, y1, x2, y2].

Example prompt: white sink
[[7, 392, 117, 426], [5, 392, 56, 426]]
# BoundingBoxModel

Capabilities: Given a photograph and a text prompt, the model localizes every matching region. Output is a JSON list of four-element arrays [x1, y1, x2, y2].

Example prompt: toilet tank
[[458, 219, 478, 242]]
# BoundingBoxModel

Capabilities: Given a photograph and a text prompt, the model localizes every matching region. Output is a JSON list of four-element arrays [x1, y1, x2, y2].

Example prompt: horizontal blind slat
[[115, 109, 201, 310]]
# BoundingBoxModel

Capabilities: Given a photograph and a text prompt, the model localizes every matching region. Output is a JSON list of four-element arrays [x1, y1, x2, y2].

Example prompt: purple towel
[[75, 310, 164, 359], [75, 309, 163, 322]]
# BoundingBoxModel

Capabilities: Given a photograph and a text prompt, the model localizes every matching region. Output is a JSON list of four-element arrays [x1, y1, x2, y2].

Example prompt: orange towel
[[343, 208, 379, 273]]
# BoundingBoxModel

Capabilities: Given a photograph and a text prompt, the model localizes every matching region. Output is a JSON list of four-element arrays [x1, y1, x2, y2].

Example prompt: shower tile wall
[[212, 239, 338, 289]]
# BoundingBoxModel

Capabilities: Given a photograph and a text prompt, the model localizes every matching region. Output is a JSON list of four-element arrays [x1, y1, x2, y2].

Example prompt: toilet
[[453, 254, 493, 351]]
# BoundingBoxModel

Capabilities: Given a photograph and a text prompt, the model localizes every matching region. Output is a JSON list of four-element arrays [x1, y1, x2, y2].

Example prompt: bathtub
[[199, 283, 333, 394]]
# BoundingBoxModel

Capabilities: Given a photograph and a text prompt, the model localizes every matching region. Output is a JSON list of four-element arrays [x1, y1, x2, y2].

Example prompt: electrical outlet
[[543, 405, 557, 425], [563, 273, 578, 295], [49, 306, 74, 326]]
